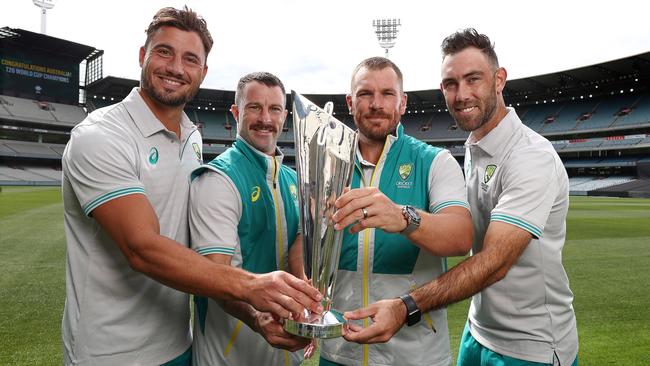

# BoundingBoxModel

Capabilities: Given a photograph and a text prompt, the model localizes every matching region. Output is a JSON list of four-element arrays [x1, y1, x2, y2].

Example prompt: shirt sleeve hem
[[430, 200, 470, 213], [82, 187, 145, 216], [195, 246, 235, 256], [490, 213, 542, 239]]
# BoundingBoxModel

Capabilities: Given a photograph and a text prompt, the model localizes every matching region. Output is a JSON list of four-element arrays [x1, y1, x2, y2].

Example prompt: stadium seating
[[561, 140, 603, 151], [0, 95, 86, 126], [600, 137, 643, 148], [0, 140, 62, 159], [192, 109, 236, 140], [0, 165, 60, 184], [593, 178, 650, 198], [575, 94, 638, 131], [1, 95, 57, 124], [25, 167, 62, 181], [564, 156, 640, 168], [49, 102, 87, 125], [613, 93, 650, 127], [540, 99, 599, 134], [570, 176, 635, 192], [520, 103, 563, 132]]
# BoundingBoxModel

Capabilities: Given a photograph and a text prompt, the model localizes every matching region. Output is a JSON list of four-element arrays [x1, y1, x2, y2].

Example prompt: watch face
[[406, 206, 421, 225]]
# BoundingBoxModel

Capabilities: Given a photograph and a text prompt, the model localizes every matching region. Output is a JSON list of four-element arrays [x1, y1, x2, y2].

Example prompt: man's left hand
[[333, 187, 406, 234], [342, 298, 406, 344]]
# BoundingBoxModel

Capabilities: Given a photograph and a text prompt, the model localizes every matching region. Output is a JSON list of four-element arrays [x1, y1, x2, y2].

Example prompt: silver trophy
[[283, 91, 357, 339]]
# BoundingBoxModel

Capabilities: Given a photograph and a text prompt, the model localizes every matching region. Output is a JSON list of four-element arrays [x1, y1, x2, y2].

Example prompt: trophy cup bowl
[[283, 91, 357, 339]]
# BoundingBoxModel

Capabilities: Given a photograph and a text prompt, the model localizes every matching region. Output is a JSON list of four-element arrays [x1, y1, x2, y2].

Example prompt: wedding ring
[[362, 207, 369, 219]]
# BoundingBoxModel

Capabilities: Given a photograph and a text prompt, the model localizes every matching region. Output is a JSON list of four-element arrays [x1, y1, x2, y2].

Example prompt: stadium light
[[372, 18, 401, 58], [32, 0, 57, 35]]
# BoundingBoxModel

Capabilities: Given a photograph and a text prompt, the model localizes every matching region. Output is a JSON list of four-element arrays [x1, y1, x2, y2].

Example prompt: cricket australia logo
[[148, 147, 159, 166], [397, 163, 414, 189], [289, 184, 298, 201], [289, 184, 299, 208], [251, 186, 261, 203], [484, 164, 497, 183], [399, 163, 413, 180], [192, 142, 202, 163]]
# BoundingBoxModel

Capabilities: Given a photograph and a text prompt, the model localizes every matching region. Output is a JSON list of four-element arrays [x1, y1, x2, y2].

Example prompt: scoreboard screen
[[1, 46, 79, 104]]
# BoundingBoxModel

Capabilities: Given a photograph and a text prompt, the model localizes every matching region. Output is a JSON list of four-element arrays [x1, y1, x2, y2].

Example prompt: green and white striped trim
[[431, 200, 470, 213], [196, 246, 235, 256], [83, 187, 145, 216], [490, 213, 542, 239]]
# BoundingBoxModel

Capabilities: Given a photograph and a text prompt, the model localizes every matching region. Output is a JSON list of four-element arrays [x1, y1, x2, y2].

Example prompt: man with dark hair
[[321, 57, 473, 366], [342, 29, 579, 366], [189, 71, 312, 365], [61, 8, 321, 366]]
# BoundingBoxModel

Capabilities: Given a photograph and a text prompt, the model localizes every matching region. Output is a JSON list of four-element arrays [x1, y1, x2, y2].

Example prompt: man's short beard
[[140, 69, 197, 107], [452, 88, 498, 133], [357, 121, 397, 143]]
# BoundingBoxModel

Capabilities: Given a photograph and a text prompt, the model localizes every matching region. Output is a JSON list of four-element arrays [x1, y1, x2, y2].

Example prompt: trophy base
[[283, 309, 346, 339]]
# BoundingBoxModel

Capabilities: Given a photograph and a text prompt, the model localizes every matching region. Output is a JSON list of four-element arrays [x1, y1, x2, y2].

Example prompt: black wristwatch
[[399, 294, 421, 326], [400, 205, 421, 236]]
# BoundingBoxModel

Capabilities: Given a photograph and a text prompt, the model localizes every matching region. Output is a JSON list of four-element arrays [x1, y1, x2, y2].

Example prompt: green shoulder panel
[[338, 133, 443, 274]]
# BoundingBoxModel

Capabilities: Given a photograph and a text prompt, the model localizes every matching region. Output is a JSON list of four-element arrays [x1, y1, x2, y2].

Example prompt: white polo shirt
[[464, 108, 578, 365], [61, 88, 203, 366]]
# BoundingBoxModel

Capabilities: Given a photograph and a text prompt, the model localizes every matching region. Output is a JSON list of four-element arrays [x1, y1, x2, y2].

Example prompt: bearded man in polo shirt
[[61, 7, 321, 366], [342, 29, 579, 366]]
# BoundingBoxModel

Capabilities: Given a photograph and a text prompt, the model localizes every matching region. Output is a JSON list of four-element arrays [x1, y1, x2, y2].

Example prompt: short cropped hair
[[441, 28, 499, 68], [350, 57, 404, 93], [145, 6, 213, 58], [234, 72, 286, 108]]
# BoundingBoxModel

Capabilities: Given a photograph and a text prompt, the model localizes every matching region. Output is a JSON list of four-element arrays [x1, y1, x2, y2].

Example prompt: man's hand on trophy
[[253, 311, 313, 352], [342, 298, 406, 344], [333, 187, 407, 234], [246, 271, 323, 321], [304, 338, 318, 359]]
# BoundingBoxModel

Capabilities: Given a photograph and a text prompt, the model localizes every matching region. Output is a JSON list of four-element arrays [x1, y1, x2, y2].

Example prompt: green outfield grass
[[1, 188, 649, 365]]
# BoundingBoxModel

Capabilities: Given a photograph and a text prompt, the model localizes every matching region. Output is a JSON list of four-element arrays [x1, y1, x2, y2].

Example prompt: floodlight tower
[[372, 18, 401, 58], [32, 0, 57, 35]]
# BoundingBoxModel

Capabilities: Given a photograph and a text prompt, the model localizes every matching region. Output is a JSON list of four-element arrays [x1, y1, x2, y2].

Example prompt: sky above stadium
[[3, 0, 650, 94]]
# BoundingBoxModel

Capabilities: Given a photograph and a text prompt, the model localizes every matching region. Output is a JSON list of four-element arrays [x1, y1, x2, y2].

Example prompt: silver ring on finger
[[362, 207, 369, 219]]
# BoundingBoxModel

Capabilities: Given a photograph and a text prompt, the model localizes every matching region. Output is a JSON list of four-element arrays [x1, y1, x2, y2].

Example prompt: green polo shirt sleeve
[[490, 148, 561, 239], [189, 170, 240, 257], [428, 149, 470, 213], [63, 116, 144, 217]]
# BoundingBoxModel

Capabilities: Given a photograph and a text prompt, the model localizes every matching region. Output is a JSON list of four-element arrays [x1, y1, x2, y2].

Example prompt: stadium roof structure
[[0, 27, 103, 64], [391, 51, 650, 112], [86, 51, 650, 112], [85, 76, 138, 98], [86, 76, 237, 109]]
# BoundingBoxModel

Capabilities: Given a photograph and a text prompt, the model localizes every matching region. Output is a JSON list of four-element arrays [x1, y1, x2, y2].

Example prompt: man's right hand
[[254, 312, 312, 352], [245, 271, 323, 321]]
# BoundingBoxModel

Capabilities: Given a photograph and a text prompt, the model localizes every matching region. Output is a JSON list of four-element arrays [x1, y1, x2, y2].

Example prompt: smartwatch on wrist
[[400, 205, 421, 236], [399, 294, 421, 326]]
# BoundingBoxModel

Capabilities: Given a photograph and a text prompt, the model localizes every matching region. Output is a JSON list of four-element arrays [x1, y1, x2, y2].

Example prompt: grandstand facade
[[2, 27, 649, 197]]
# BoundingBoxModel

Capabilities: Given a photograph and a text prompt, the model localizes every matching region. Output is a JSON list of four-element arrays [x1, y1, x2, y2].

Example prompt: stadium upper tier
[[6, 89, 649, 143], [81, 89, 650, 144], [184, 90, 650, 144], [0, 95, 87, 127]]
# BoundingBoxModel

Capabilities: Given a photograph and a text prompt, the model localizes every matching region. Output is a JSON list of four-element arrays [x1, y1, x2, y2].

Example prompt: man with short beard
[[188, 72, 313, 365], [61, 8, 321, 366], [340, 30, 579, 366], [321, 57, 473, 366]]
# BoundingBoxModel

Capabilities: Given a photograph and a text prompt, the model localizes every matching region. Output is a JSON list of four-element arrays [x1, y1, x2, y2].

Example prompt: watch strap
[[399, 294, 421, 326]]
